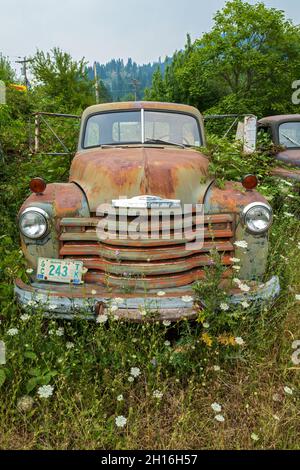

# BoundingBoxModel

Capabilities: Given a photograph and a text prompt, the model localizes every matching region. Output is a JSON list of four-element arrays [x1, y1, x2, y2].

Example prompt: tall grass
[[0, 148, 299, 450]]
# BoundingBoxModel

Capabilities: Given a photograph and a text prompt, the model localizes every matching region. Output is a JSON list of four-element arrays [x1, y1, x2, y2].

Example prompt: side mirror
[[236, 116, 257, 154]]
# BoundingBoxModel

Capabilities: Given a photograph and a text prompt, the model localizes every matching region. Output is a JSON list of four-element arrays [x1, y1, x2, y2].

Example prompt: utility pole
[[15, 56, 32, 89], [93, 62, 100, 104], [131, 79, 140, 101]]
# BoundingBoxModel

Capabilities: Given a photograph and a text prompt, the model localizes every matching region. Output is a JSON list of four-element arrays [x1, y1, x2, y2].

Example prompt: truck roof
[[81, 101, 203, 122], [259, 114, 300, 124]]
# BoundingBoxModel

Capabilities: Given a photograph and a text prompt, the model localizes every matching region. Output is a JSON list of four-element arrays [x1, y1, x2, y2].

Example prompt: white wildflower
[[230, 258, 240, 263], [235, 336, 245, 346], [66, 342, 74, 350], [117, 394, 124, 402], [203, 322, 210, 329], [110, 305, 118, 313], [233, 278, 241, 285], [128, 376, 134, 383], [273, 415, 280, 421], [130, 367, 141, 378], [284, 386, 293, 395], [241, 301, 250, 309], [7, 328, 19, 336], [157, 291, 166, 297], [164, 340, 171, 347], [232, 265, 241, 271], [213, 365, 221, 372], [181, 295, 194, 303], [251, 433, 259, 442], [37, 385, 54, 399], [153, 390, 164, 399], [220, 302, 229, 311], [234, 240, 248, 249], [26, 268, 34, 274], [96, 314, 108, 324], [295, 294, 300, 301], [211, 402, 222, 413], [239, 283, 251, 292], [115, 415, 127, 428], [163, 320, 171, 327], [56, 327, 64, 337], [20, 314, 30, 321], [214, 414, 225, 422]]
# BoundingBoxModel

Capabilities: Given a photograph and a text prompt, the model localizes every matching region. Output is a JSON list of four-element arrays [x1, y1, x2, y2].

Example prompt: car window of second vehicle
[[279, 121, 300, 148]]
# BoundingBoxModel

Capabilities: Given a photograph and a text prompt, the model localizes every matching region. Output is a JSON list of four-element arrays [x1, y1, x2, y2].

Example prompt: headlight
[[241, 202, 273, 234], [19, 208, 49, 239]]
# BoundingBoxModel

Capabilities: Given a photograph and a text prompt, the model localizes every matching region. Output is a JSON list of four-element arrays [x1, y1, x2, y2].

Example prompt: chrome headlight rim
[[19, 207, 50, 240], [241, 202, 273, 235]]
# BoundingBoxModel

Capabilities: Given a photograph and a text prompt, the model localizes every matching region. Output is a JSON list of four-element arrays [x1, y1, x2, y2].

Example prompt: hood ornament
[[112, 195, 181, 209]]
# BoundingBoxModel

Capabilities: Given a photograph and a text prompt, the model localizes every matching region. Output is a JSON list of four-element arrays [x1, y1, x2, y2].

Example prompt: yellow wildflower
[[217, 333, 236, 346], [201, 332, 213, 348]]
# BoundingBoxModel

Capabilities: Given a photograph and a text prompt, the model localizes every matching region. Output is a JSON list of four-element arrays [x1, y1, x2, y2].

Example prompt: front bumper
[[14, 276, 281, 322]]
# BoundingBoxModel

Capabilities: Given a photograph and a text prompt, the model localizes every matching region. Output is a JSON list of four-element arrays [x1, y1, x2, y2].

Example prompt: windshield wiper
[[145, 138, 186, 149]]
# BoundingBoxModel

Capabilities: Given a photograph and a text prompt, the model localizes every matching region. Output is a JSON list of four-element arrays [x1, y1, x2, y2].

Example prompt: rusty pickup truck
[[14, 101, 280, 321], [258, 114, 300, 182]]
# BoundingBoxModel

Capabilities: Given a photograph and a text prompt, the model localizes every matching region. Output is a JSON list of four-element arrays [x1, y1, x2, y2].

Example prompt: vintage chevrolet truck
[[14, 101, 280, 321], [258, 114, 300, 182]]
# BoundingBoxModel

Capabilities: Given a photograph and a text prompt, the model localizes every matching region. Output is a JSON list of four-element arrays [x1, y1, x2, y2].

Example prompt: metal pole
[[93, 62, 100, 104]]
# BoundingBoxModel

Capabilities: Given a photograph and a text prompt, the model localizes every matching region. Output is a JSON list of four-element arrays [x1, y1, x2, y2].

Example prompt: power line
[[15, 56, 33, 88]]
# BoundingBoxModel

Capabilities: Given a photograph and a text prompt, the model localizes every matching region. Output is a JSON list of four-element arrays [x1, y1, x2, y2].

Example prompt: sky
[[1, 0, 300, 70]]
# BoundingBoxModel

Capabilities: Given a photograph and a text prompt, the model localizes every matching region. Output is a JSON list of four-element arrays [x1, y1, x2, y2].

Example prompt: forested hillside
[[87, 57, 172, 101]]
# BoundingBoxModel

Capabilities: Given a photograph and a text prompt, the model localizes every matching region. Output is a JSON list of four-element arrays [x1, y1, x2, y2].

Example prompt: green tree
[[31, 48, 109, 112], [147, 0, 300, 117]]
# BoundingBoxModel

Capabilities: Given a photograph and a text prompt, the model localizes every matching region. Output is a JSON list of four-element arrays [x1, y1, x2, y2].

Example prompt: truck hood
[[276, 149, 300, 167], [69, 147, 211, 212]]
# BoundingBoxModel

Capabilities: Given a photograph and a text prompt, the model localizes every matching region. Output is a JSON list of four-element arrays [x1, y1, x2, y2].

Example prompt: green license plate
[[37, 257, 83, 284]]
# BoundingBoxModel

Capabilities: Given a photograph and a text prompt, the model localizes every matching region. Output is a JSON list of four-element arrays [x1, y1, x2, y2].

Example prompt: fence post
[[34, 113, 40, 153]]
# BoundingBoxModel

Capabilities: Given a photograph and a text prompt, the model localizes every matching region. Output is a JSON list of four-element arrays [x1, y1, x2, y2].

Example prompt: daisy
[[163, 320, 171, 327], [213, 365, 221, 371], [66, 342, 74, 349], [55, 327, 64, 337], [241, 301, 250, 308], [284, 386, 293, 395], [239, 283, 251, 292], [251, 433, 259, 442], [117, 394, 124, 402]]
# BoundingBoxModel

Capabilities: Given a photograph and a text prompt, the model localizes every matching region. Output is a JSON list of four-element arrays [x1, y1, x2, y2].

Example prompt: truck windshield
[[83, 110, 202, 148], [279, 122, 300, 148]]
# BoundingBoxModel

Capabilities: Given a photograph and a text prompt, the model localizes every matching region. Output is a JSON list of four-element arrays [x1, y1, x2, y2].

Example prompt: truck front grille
[[59, 213, 235, 290]]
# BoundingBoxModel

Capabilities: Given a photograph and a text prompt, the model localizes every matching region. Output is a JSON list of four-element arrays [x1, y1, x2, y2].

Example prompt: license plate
[[37, 257, 83, 284]]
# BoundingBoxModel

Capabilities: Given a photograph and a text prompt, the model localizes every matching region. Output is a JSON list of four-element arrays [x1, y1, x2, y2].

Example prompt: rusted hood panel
[[276, 149, 300, 167], [69, 147, 211, 211]]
